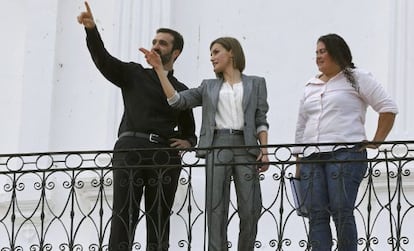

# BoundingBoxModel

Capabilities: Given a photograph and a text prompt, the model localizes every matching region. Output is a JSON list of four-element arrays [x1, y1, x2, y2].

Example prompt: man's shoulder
[[169, 76, 189, 91], [126, 63, 150, 74]]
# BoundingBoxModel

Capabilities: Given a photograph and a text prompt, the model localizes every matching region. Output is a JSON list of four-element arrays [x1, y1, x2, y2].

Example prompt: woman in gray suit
[[141, 37, 269, 251]]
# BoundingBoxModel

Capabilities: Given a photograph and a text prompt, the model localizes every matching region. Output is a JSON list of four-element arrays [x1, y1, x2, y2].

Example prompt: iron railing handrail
[[0, 141, 413, 250]]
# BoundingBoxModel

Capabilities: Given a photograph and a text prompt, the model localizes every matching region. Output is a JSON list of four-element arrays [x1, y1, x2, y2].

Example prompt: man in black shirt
[[78, 2, 197, 250]]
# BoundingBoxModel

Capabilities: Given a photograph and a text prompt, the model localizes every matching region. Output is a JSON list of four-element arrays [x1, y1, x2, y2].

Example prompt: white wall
[[0, 1, 26, 152], [169, 0, 399, 145], [1, 0, 411, 154], [1, 0, 413, 249]]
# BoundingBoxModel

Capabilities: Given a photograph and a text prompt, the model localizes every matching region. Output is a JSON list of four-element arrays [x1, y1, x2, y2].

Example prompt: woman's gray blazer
[[170, 74, 269, 157]]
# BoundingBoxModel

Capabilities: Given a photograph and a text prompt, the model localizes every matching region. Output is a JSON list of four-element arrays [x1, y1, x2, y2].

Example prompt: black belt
[[214, 129, 244, 135], [118, 131, 169, 144]]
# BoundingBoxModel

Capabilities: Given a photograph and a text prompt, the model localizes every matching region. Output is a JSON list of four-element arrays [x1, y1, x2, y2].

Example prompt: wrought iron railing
[[0, 141, 413, 250]]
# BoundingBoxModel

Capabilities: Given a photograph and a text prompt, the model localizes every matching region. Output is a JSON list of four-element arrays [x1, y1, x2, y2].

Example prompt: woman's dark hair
[[210, 37, 245, 79], [318, 33, 358, 91]]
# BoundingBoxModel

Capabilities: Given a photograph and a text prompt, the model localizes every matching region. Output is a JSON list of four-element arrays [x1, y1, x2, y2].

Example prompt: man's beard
[[155, 49, 173, 65]]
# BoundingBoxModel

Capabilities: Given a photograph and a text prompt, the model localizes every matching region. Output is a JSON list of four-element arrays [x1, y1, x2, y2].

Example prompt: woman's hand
[[294, 155, 301, 178], [257, 151, 269, 172]]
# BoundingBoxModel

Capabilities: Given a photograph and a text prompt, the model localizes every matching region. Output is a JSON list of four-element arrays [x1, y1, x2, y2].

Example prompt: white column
[[18, 0, 58, 152], [388, 0, 414, 139], [0, 1, 26, 153], [113, 0, 172, 61]]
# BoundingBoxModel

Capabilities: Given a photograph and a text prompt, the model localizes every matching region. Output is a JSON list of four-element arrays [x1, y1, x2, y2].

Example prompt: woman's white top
[[215, 81, 244, 130], [294, 68, 398, 155]]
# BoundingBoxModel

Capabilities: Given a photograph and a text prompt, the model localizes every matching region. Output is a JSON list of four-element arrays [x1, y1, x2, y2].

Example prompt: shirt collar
[[306, 71, 343, 86]]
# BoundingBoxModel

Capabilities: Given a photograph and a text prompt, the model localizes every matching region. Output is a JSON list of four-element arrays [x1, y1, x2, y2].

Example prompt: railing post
[[384, 149, 397, 250]]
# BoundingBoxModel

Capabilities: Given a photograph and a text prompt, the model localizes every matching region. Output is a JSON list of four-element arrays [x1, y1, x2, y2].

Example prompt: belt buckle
[[229, 129, 236, 134], [149, 133, 159, 143]]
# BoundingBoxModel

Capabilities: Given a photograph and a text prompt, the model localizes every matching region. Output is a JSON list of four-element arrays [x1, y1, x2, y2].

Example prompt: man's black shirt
[[85, 27, 197, 146]]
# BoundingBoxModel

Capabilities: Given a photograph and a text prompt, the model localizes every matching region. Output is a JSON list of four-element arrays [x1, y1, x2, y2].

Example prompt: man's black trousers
[[108, 136, 181, 251]]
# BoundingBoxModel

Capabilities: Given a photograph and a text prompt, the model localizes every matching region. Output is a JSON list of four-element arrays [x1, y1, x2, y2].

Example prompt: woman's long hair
[[318, 34, 358, 91]]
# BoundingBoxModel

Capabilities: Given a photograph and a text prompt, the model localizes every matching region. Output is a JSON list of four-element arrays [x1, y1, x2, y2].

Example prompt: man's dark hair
[[157, 28, 184, 52]]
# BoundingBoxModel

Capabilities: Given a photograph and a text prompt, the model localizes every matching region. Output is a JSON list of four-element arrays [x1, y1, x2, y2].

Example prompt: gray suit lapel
[[210, 79, 223, 112], [242, 75, 252, 111]]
